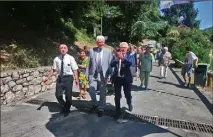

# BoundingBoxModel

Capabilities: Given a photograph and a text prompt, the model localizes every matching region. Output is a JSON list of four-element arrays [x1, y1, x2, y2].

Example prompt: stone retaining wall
[[0, 67, 56, 105]]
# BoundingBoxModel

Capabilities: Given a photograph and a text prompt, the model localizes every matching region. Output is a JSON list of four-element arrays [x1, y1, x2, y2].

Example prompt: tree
[[162, 3, 200, 28], [129, 0, 168, 42]]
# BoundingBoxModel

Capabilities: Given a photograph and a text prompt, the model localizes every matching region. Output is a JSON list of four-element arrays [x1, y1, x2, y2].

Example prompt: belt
[[59, 75, 73, 78]]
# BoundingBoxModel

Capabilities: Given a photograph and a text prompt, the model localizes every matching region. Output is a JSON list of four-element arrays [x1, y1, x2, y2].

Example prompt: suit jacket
[[86, 47, 113, 81], [110, 59, 133, 83]]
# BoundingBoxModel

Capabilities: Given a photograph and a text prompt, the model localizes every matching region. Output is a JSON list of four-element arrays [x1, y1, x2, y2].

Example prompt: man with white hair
[[119, 42, 134, 111], [159, 47, 172, 79], [86, 35, 113, 117]]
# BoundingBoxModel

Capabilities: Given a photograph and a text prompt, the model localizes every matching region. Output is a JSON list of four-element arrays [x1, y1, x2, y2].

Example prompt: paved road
[[1, 64, 213, 137]]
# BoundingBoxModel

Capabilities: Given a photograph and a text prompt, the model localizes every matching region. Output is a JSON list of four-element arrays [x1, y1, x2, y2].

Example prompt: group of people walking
[[43, 35, 198, 121]]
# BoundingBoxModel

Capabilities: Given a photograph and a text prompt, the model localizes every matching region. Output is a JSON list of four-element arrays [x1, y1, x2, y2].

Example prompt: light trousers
[[160, 65, 168, 78]]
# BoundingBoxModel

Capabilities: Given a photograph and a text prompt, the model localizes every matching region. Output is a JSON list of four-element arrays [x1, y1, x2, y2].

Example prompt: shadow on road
[[45, 100, 182, 137], [169, 67, 213, 115], [150, 75, 161, 79], [157, 81, 188, 89]]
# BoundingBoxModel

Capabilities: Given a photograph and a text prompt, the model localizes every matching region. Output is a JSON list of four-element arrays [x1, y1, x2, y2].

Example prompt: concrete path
[[1, 64, 213, 137]]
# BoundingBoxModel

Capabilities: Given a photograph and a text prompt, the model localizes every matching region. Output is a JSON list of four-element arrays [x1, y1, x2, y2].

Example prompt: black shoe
[[64, 110, 70, 117], [89, 105, 98, 113], [128, 104, 133, 112], [97, 111, 103, 117], [114, 115, 120, 120], [63, 107, 71, 117]]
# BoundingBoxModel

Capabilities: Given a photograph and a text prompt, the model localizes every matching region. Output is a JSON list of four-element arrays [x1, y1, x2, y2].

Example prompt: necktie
[[60, 55, 64, 77], [118, 59, 121, 77]]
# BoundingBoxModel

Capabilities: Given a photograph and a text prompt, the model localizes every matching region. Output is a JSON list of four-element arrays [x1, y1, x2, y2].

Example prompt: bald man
[[44, 44, 79, 117]]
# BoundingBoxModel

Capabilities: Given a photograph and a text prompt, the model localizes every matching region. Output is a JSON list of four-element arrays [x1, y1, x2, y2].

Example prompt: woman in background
[[77, 50, 89, 99]]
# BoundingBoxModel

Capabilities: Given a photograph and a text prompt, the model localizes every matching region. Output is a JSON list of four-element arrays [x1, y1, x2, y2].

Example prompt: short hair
[[164, 47, 168, 51], [185, 47, 191, 51], [80, 49, 86, 53], [59, 44, 67, 48], [116, 48, 121, 52], [96, 35, 105, 42], [83, 46, 88, 49], [119, 42, 129, 48]]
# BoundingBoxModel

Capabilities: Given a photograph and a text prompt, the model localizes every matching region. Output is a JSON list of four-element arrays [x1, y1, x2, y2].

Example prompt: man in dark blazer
[[111, 49, 133, 120]]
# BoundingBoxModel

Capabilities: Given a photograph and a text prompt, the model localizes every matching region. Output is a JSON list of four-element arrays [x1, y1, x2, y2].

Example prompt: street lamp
[[101, 9, 111, 35]]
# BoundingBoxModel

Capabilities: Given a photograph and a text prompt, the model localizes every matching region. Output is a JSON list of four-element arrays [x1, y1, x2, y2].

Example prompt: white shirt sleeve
[[191, 52, 197, 60], [70, 56, 78, 71], [52, 58, 57, 70]]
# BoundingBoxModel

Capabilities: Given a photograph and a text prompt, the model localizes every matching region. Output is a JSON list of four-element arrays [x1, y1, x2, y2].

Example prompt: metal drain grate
[[26, 99, 213, 134], [85, 107, 213, 134]]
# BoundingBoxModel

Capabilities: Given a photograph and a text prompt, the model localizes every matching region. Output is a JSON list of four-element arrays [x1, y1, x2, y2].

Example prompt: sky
[[194, 0, 213, 29]]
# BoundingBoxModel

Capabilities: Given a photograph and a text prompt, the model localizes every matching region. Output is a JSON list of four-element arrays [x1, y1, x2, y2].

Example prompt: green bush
[[161, 27, 212, 67], [10, 49, 40, 68]]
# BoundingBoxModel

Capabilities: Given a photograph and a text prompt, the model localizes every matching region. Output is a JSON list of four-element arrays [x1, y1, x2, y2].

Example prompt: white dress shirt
[[52, 54, 78, 76]]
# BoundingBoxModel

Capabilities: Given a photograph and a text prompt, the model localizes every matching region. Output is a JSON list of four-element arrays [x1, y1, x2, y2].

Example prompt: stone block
[[16, 78, 26, 84], [12, 72, 19, 80], [0, 72, 8, 78], [23, 82, 29, 86], [15, 91, 25, 100], [5, 91, 15, 103], [12, 85, 23, 92], [26, 76, 34, 81], [22, 73, 29, 78], [32, 71, 39, 77], [1, 84, 9, 94], [22, 87, 28, 93], [1, 76, 12, 84], [34, 85, 42, 94], [8, 81, 16, 88]]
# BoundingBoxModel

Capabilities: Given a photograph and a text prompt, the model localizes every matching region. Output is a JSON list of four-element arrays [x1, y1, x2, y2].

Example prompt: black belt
[[59, 75, 73, 78]]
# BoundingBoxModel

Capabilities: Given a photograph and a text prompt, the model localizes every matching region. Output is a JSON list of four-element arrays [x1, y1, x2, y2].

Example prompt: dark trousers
[[114, 77, 132, 117], [55, 75, 73, 111]]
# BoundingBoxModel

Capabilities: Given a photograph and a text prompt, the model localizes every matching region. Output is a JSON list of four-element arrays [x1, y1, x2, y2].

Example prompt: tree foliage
[[162, 3, 200, 28], [0, 1, 211, 69]]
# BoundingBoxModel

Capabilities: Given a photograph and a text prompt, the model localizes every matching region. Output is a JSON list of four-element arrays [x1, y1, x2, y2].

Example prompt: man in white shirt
[[181, 47, 198, 88], [44, 44, 79, 117]]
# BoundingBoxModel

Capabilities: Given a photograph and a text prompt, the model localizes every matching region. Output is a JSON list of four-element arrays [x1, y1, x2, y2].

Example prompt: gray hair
[[96, 35, 105, 41], [119, 42, 129, 48], [164, 47, 168, 51]]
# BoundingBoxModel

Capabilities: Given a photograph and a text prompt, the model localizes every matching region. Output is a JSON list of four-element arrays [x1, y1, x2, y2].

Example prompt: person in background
[[86, 35, 113, 117], [83, 46, 90, 57], [156, 48, 162, 66], [152, 48, 157, 62], [181, 47, 198, 88], [110, 49, 133, 121], [43, 44, 79, 117], [138, 45, 153, 90], [159, 47, 172, 79], [128, 45, 137, 78], [77, 50, 89, 99], [136, 47, 142, 80]]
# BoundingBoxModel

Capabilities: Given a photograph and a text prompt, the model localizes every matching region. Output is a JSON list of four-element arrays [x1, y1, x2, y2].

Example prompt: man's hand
[[74, 79, 79, 86], [43, 77, 49, 85]]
